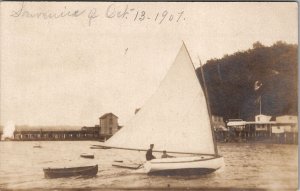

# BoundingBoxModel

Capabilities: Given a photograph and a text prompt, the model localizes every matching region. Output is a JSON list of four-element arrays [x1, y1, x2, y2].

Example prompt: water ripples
[[0, 141, 297, 189]]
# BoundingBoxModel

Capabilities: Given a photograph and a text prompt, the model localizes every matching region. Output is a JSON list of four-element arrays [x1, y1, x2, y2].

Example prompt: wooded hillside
[[196, 41, 297, 121]]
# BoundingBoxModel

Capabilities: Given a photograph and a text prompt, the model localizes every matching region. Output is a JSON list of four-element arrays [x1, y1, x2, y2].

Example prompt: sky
[[1, 2, 298, 127]]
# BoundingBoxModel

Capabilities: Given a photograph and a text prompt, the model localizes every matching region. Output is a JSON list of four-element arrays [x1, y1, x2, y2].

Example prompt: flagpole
[[260, 95, 262, 115], [254, 81, 263, 115]]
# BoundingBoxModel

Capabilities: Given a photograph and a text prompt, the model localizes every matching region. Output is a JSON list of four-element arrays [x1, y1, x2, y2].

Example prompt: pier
[[11, 126, 100, 141], [0, 112, 122, 141], [215, 115, 298, 144]]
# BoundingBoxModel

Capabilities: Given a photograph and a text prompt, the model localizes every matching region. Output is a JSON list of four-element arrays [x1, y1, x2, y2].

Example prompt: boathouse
[[99, 113, 122, 140]]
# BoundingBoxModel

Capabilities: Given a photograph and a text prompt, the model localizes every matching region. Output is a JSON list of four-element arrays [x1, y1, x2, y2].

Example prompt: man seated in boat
[[146, 144, 156, 161], [161, 150, 175, 158]]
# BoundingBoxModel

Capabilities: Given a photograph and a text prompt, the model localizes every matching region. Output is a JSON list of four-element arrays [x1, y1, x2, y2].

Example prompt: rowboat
[[80, 153, 94, 159], [43, 165, 98, 178]]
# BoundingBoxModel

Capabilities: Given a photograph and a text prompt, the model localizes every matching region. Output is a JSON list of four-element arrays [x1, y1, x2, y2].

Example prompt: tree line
[[196, 41, 298, 121]]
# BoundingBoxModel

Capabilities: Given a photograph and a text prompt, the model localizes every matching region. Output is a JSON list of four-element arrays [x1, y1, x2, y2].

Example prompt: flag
[[254, 81, 263, 91]]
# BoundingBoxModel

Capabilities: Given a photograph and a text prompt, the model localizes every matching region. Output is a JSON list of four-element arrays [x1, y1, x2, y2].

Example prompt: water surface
[[0, 141, 297, 190]]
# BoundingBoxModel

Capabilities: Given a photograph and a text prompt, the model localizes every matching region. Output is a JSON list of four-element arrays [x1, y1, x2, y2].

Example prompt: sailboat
[[97, 43, 224, 175]]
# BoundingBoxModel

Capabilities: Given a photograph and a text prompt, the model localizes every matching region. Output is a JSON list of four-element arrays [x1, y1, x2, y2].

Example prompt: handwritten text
[[10, 2, 186, 26]]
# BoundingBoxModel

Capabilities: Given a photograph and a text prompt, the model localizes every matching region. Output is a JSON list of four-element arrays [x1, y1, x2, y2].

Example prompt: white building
[[251, 114, 275, 132], [226, 119, 246, 131], [226, 114, 298, 134], [211, 115, 227, 131], [272, 115, 298, 134]]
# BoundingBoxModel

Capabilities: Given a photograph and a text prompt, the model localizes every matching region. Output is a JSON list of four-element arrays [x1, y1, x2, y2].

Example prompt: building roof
[[245, 121, 276, 125], [12, 126, 82, 132], [255, 114, 272, 122], [227, 121, 247, 126], [227, 120, 291, 126], [99, 113, 118, 119], [277, 115, 298, 118], [276, 115, 298, 124]]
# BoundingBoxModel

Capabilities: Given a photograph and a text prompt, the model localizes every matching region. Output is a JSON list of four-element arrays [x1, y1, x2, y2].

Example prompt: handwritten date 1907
[[106, 4, 185, 24], [9, 2, 186, 26]]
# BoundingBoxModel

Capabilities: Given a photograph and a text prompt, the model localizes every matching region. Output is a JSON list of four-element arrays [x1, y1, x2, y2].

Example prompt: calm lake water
[[0, 141, 298, 190]]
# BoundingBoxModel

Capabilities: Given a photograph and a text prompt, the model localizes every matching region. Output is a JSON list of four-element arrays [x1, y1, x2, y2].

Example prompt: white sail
[[105, 43, 215, 155]]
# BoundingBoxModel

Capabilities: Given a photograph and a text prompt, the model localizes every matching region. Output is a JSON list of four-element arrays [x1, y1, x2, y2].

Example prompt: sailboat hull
[[143, 156, 224, 176]]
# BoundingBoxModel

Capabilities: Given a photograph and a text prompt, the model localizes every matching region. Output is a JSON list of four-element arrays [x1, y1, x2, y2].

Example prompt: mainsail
[[104, 43, 215, 155]]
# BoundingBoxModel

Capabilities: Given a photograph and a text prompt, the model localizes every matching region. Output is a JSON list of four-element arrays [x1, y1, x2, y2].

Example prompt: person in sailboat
[[161, 150, 174, 158], [146, 144, 156, 161]]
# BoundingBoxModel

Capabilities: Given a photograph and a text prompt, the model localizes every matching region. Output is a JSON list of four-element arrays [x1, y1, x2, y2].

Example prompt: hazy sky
[[1, 2, 298, 127]]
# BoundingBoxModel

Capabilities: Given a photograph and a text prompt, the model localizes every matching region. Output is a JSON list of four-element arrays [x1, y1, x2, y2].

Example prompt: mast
[[103, 42, 216, 155], [198, 57, 218, 156]]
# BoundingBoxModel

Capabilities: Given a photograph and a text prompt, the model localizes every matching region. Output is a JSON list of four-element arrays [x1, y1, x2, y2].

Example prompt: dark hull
[[80, 155, 94, 159], [148, 168, 217, 176], [43, 165, 98, 178]]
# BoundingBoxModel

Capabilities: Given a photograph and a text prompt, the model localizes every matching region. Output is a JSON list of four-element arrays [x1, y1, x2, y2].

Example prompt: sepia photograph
[[0, 1, 298, 190]]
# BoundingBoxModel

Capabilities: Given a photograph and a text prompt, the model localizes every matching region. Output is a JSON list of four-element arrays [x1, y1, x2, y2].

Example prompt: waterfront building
[[212, 115, 228, 142], [226, 114, 298, 144], [271, 115, 298, 143], [273, 115, 298, 133], [226, 119, 247, 142], [246, 114, 275, 137], [211, 115, 226, 130], [99, 113, 121, 139], [81, 125, 100, 138], [227, 115, 278, 135], [11, 125, 99, 141], [227, 119, 246, 130]]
